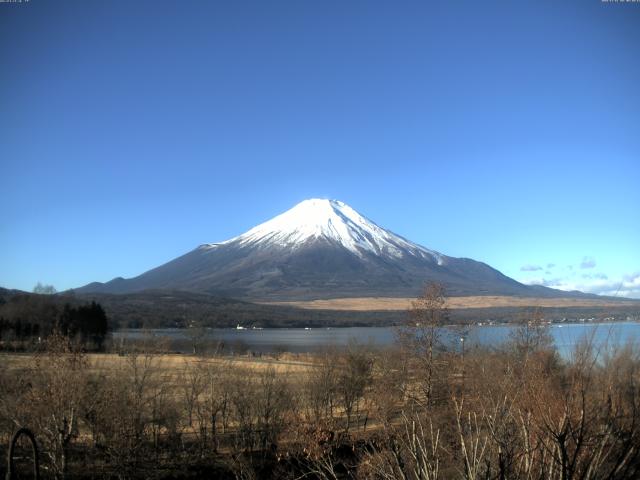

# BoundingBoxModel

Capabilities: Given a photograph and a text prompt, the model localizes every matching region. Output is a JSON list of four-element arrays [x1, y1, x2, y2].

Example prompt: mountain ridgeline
[[78, 199, 592, 300]]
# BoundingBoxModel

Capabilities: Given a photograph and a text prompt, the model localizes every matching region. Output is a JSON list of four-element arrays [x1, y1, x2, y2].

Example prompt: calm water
[[113, 322, 640, 358]]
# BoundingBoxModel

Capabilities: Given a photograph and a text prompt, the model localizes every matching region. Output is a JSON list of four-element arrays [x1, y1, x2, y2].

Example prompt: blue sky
[[1, 1, 639, 297]]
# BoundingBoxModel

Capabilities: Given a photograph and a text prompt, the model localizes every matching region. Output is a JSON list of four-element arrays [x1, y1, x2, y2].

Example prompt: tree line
[[0, 292, 109, 350]]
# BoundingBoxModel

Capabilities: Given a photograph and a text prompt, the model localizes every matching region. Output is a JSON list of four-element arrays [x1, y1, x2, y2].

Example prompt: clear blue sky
[[1, 1, 639, 297]]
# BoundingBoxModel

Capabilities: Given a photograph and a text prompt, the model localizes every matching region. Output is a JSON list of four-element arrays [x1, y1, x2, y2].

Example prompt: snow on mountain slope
[[77, 198, 588, 300], [203, 198, 444, 263]]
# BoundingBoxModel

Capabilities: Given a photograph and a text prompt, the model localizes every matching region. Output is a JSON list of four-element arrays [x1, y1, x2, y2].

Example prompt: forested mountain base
[[1, 288, 637, 333]]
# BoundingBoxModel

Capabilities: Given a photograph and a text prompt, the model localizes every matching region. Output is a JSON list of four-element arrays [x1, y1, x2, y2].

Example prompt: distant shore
[[261, 295, 640, 311]]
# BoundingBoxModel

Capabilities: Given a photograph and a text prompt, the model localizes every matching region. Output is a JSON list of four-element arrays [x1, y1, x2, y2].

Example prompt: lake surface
[[113, 322, 640, 358]]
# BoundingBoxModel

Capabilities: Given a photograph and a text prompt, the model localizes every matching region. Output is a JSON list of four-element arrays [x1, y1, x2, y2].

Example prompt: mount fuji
[[78, 199, 578, 300]]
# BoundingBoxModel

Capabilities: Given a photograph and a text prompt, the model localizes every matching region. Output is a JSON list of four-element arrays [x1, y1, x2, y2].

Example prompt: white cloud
[[520, 271, 640, 299], [520, 264, 543, 272], [580, 256, 597, 269], [582, 272, 608, 280]]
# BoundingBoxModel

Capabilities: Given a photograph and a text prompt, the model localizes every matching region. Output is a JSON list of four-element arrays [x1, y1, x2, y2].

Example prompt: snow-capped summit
[[77, 199, 561, 300], [205, 199, 442, 262]]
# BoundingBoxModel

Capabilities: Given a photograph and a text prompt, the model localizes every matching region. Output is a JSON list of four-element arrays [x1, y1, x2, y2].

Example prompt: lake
[[113, 321, 640, 358]]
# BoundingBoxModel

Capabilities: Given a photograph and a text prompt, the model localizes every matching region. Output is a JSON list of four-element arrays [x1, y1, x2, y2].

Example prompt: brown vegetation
[[263, 296, 640, 311], [1, 290, 640, 479]]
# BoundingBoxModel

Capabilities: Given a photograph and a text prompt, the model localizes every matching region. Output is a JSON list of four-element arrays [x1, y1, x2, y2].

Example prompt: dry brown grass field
[[263, 295, 640, 311], [0, 351, 318, 383]]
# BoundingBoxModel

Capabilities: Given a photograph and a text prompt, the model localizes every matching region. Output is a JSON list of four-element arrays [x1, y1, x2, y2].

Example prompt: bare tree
[[196, 359, 232, 452], [255, 366, 293, 451], [181, 358, 205, 429], [453, 397, 489, 480], [508, 307, 554, 363], [369, 346, 407, 429], [363, 411, 441, 480], [24, 333, 87, 479], [185, 320, 207, 355], [398, 282, 449, 407], [229, 368, 257, 452], [337, 343, 372, 432], [93, 341, 177, 478], [304, 348, 340, 425], [33, 282, 57, 295]]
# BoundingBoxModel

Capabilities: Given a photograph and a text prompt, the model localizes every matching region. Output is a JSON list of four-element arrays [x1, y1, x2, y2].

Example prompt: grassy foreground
[[1, 323, 640, 479]]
